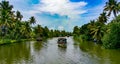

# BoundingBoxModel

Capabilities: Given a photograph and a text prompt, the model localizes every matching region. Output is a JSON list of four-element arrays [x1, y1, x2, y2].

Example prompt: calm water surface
[[0, 37, 120, 64]]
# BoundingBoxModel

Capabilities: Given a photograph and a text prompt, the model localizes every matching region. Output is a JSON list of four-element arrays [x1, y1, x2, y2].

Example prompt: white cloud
[[49, 27, 55, 30], [28, 0, 87, 19], [58, 26, 64, 30], [1, 0, 107, 31]]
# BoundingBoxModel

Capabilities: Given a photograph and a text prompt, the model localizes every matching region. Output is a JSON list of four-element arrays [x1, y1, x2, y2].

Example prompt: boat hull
[[58, 44, 67, 48], [57, 38, 67, 48]]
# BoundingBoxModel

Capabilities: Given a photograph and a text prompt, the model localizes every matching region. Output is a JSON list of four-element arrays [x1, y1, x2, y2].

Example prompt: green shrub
[[0, 39, 12, 45], [102, 22, 120, 49], [80, 34, 88, 40], [0, 39, 19, 45]]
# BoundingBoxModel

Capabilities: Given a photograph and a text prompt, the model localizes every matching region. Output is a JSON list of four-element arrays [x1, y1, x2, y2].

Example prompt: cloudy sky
[[0, 0, 113, 31]]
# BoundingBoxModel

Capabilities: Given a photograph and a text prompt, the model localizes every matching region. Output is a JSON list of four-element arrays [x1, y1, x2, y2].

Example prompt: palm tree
[[104, 0, 120, 17], [16, 11, 23, 21], [0, 1, 13, 25], [90, 23, 104, 43], [29, 16, 36, 24], [98, 12, 108, 23], [20, 22, 31, 38], [34, 25, 43, 37], [0, 1, 13, 36], [89, 20, 96, 26], [73, 26, 80, 35]]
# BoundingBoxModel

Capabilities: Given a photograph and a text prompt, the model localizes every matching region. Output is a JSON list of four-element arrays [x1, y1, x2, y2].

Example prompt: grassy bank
[[0, 37, 48, 45], [0, 39, 29, 45], [73, 36, 84, 45]]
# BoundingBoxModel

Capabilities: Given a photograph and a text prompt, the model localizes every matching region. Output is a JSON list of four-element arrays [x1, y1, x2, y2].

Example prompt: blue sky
[[0, 0, 113, 31]]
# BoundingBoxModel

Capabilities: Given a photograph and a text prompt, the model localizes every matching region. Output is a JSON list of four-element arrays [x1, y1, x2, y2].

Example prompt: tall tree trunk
[[108, 9, 112, 16], [113, 10, 117, 17]]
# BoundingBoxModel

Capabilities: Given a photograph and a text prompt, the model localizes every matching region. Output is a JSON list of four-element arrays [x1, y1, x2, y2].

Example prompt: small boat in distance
[[36, 37, 42, 41], [57, 37, 67, 48], [67, 35, 69, 37]]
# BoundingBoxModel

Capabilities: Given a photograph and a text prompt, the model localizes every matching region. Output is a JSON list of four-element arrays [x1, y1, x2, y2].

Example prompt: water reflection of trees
[[0, 42, 32, 64], [33, 41, 43, 52], [74, 38, 120, 64]]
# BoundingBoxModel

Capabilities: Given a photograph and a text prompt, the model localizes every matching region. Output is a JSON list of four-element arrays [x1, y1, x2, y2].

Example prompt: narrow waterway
[[0, 37, 120, 64]]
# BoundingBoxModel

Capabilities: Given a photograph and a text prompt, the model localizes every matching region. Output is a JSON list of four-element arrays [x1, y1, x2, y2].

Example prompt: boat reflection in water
[[57, 37, 67, 48]]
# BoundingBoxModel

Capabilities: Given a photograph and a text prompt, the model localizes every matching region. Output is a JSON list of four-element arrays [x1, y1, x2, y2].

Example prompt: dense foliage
[[73, 0, 120, 49], [102, 22, 120, 49], [33, 25, 72, 38]]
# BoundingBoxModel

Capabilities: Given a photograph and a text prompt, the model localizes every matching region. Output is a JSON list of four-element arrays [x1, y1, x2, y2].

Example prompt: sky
[[0, 0, 115, 31]]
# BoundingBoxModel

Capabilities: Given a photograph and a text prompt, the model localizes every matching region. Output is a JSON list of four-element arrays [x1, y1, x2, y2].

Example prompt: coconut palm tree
[[20, 22, 31, 38], [16, 11, 23, 21], [33, 25, 43, 37], [0, 1, 13, 25], [104, 0, 120, 17], [98, 12, 108, 23], [0, 1, 13, 36], [29, 16, 36, 24], [90, 23, 104, 43]]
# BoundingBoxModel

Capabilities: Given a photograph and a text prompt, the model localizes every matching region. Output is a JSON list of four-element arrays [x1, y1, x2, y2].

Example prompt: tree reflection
[[33, 41, 43, 52], [0, 42, 32, 64], [74, 38, 120, 64]]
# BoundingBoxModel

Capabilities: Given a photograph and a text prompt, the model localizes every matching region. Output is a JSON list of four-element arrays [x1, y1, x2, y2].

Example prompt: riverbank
[[0, 37, 49, 45], [0, 39, 30, 45], [73, 35, 120, 50]]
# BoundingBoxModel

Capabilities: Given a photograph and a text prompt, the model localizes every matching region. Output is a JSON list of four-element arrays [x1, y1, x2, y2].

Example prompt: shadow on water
[[0, 42, 32, 64]]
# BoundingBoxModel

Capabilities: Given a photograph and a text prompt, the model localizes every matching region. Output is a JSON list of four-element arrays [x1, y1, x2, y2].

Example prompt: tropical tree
[[0, 0, 13, 24], [90, 22, 105, 43], [104, 0, 120, 17], [33, 25, 43, 37], [0, 1, 14, 36], [98, 12, 108, 23], [73, 26, 80, 35], [102, 22, 120, 49], [111, 14, 120, 22], [43, 26, 49, 37], [20, 22, 31, 38], [29, 16, 36, 24], [16, 11, 23, 21]]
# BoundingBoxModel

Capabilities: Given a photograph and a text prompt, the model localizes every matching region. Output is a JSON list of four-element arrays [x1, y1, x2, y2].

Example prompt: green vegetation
[[102, 22, 120, 49], [73, 0, 120, 49], [104, 0, 120, 17], [0, 1, 72, 45], [33, 25, 72, 38]]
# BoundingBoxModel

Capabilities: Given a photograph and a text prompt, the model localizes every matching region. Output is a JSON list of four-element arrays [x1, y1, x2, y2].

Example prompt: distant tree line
[[33, 25, 72, 38]]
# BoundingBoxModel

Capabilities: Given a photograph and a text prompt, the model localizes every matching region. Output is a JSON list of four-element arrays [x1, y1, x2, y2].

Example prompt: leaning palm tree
[[29, 16, 36, 24], [104, 0, 120, 17]]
